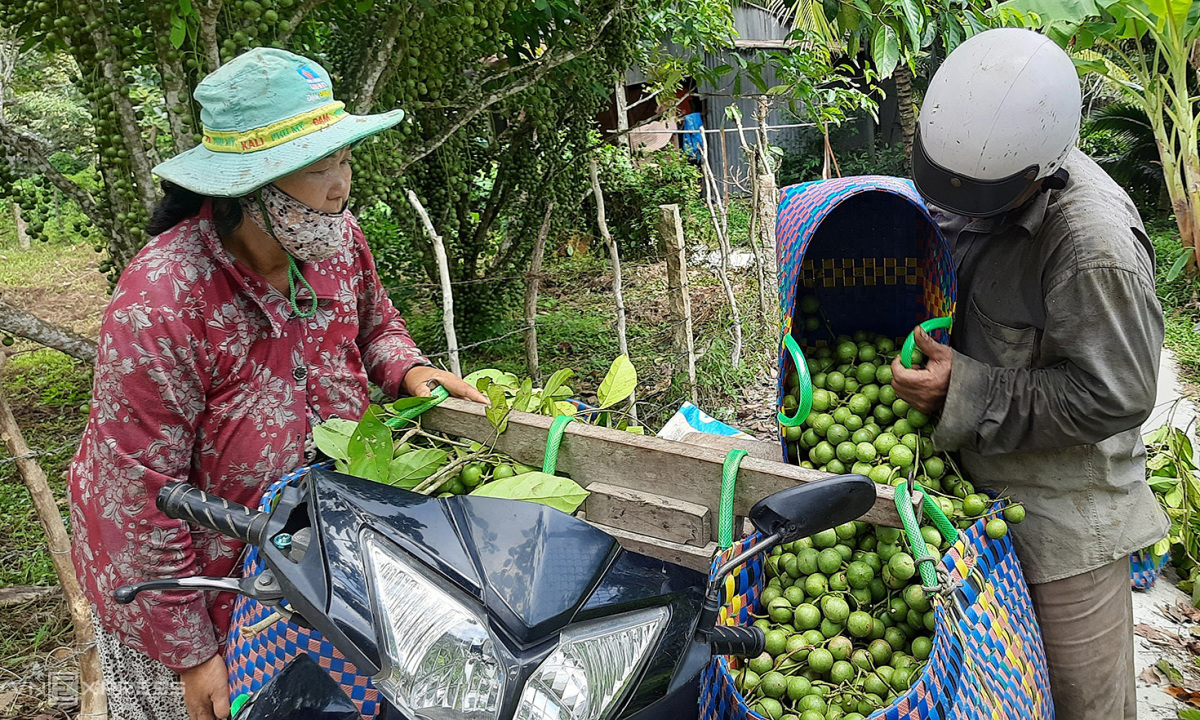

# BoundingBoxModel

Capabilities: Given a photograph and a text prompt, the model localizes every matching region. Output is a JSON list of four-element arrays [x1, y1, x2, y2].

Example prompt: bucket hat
[[152, 48, 405, 197]]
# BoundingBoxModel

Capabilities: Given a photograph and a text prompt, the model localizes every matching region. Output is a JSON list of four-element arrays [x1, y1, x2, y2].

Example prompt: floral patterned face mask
[[240, 182, 348, 263], [239, 183, 349, 318]]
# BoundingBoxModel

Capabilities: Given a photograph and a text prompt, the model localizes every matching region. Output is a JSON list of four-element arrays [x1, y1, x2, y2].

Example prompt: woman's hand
[[180, 653, 230, 720], [403, 365, 490, 405]]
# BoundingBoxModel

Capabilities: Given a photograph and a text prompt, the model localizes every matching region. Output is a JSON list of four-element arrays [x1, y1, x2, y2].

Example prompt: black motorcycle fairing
[[454, 494, 620, 646], [234, 654, 361, 720]]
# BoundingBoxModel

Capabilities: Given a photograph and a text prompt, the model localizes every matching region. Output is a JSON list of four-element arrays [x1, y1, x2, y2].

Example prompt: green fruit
[[906, 408, 929, 427], [801, 295, 820, 314], [739, 668, 761, 694], [797, 548, 820, 575], [878, 385, 897, 405], [830, 660, 855, 683], [856, 363, 877, 384], [877, 542, 900, 562], [492, 464, 515, 480], [821, 595, 850, 624], [920, 525, 942, 549], [749, 652, 774, 675], [799, 711, 824, 720], [761, 586, 782, 606], [765, 629, 788, 656], [827, 424, 851, 445], [888, 597, 910, 622], [848, 393, 872, 417], [923, 456, 945, 479], [851, 648, 874, 671], [836, 342, 858, 362], [850, 586, 873, 608], [826, 371, 846, 392], [808, 647, 834, 674], [799, 693, 827, 714], [1004, 504, 1026, 524], [904, 583, 932, 613], [855, 442, 877, 463], [851, 461, 873, 475], [794, 603, 821, 630], [864, 672, 890, 698], [963, 494, 987, 516], [829, 571, 849, 591], [888, 444, 915, 468], [826, 459, 847, 474], [873, 433, 899, 454], [845, 561, 873, 589], [869, 578, 888, 603], [803, 629, 825, 646], [890, 665, 911, 691], [827, 634, 854, 661], [813, 529, 839, 548], [868, 638, 892, 666], [847, 610, 873, 638], [787, 675, 812, 700], [782, 554, 801, 579], [889, 553, 916, 581], [760, 671, 788, 699], [868, 465, 894, 484], [924, 610, 937, 632], [884, 626, 907, 652], [753, 698, 784, 720], [836, 441, 858, 463], [873, 404, 896, 424], [986, 519, 1008, 539], [804, 573, 829, 598], [769, 597, 794, 623], [784, 586, 806, 606], [820, 618, 844, 638], [912, 635, 933, 660], [817, 548, 842, 575]]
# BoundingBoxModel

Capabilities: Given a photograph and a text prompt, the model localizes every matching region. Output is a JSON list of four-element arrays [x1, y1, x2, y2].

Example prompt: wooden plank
[[679, 431, 783, 462], [588, 521, 718, 573], [0, 585, 60, 607], [421, 399, 901, 528], [584, 482, 711, 547]]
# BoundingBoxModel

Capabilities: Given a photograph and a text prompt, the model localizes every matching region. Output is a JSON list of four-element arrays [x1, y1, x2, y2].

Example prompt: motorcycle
[[116, 466, 875, 719]]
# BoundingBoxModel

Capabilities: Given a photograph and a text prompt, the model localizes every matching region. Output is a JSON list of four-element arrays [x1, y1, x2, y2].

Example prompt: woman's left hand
[[402, 366, 490, 405]]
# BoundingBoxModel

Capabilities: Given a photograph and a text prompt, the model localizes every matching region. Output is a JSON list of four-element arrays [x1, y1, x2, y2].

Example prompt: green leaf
[[170, 21, 186, 48], [347, 406, 393, 482], [178, 0, 194, 14], [388, 448, 449, 489], [554, 401, 579, 417], [486, 384, 511, 433], [390, 396, 430, 414], [312, 418, 359, 462], [1149, 476, 1180, 493], [624, 425, 645, 435], [1156, 659, 1184, 684], [1152, 537, 1172, 557], [896, 0, 925, 49], [513, 378, 534, 412], [872, 25, 900, 78], [469, 471, 590, 513], [597, 355, 637, 408], [465, 368, 520, 391], [1179, 709, 1200, 720], [1166, 486, 1184, 509], [1167, 247, 1195, 282], [541, 368, 574, 401]]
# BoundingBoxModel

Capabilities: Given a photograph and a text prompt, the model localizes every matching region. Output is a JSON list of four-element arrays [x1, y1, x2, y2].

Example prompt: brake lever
[[114, 571, 285, 605]]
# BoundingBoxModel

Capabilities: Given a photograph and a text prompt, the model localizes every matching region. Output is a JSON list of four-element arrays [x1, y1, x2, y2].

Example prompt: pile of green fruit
[[735, 299, 1027, 719], [737, 521, 941, 720]]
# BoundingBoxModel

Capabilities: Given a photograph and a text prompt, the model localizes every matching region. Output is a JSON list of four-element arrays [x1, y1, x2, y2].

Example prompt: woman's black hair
[[146, 180, 245, 238]]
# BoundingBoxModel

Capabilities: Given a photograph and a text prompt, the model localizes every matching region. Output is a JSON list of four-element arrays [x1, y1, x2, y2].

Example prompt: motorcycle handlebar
[[710, 625, 766, 657], [157, 482, 270, 546]]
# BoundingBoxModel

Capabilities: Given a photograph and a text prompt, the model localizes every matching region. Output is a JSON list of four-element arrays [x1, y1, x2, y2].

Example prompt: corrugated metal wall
[[700, 4, 812, 199]]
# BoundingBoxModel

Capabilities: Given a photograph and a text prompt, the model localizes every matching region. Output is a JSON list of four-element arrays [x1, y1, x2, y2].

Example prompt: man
[[890, 27, 1168, 720]]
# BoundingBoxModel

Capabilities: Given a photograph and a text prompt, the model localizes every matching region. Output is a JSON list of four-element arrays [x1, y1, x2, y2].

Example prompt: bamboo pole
[[589, 157, 637, 421], [524, 201, 555, 383], [406, 190, 461, 376], [658, 204, 697, 402], [0, 351, 106, 719]]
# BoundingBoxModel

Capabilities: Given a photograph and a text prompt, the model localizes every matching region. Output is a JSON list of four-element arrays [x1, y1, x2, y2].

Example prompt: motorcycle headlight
[[515, 606, 669, 720], [363, 530, 505, 720]]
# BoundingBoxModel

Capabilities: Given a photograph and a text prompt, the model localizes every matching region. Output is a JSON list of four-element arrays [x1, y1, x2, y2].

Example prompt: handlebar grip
[[157, 483, 270, 546], [710, 625, 766, 657]]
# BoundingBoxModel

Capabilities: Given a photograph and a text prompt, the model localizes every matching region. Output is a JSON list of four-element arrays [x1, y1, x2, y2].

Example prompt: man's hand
[[890, 327, 953, 414], [403, 366, 490, 405], [180, 653, 229, 720]]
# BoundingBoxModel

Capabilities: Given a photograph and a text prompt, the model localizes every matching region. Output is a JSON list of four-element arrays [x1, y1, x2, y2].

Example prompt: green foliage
[[591, 144, 706, 258], [1082, 102, 1169, 212], [1143, 425, 1200, 602], [1151, 220, 1200, 385], [778, 129, 909, 187]]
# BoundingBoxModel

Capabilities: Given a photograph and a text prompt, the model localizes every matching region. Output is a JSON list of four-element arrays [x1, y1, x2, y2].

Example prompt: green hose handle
[[718, 449, 749, 550], [894, 479, 958, 592], [900, 316, 955, 369], [777, 334, 813, 428], [384, 384, 450, 429]]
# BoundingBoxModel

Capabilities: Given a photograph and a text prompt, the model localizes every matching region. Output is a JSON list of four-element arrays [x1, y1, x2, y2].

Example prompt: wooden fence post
[[0, 351, 107, 719], [406, 190, 461, 376], [589, 157, 637, 421], [13, 201, 29, 249], [657, 204, 697, 402], [524, 201, 554, 383]]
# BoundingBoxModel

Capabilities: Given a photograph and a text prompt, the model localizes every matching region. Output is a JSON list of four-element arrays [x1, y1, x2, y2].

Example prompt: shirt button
[[293, 367, 308, 381]]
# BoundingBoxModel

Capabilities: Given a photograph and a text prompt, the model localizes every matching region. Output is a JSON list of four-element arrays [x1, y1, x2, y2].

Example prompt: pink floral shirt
[[68, 199, 427, 672]]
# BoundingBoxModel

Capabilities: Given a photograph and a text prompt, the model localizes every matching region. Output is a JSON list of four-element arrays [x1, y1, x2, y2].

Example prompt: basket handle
[[899, 316, 955, 369], [894, 478, 958, 593], [777, 334, 813, 428]]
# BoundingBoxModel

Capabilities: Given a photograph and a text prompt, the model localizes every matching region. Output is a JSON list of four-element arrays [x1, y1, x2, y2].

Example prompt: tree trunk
[[0, 298, 98, 364], [589, 157, 637, 420], [407, 191, 460, 375], [697, 134, 743, 368], [0, 352, 107, 720], [614, 78, 631, 153], [895, 63, 916, 166], [524, 202, 554, 383], [13, 201, 29, 250], [658, 203, 696, 402]]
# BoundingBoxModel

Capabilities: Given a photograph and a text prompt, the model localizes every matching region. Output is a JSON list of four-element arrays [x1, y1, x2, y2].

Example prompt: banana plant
[[997, 0, 1200, 276]]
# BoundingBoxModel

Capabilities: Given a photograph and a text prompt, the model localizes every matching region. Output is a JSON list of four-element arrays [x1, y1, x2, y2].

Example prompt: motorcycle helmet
[[912, 28, 1081, 218]]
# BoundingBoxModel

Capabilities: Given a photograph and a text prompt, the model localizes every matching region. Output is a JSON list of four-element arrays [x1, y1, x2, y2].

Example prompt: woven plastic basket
[[1130, 549, 1169, 590], [699, 508, 1054, 720], [224, 464, 382, 719], [775, 176, 956, 463]]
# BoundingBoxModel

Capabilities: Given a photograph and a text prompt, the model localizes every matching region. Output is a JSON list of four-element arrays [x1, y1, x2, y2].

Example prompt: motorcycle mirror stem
[[695, 474, 876, 645]]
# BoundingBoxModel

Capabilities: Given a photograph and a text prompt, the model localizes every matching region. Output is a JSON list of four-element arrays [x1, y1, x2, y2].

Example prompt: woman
[[68, 48, 486, 720]]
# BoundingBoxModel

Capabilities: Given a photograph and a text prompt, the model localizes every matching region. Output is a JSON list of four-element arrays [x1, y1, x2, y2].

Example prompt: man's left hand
[[890, 328, 953, 414], [402, 366, 490, 405]]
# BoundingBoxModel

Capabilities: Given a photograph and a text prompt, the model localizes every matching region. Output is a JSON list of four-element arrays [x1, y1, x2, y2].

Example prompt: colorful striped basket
[[1130, 548, 1169, 590], [774, 176, 956, 463], [224, 464, 382, 719], [699, 509, 1054, 720]]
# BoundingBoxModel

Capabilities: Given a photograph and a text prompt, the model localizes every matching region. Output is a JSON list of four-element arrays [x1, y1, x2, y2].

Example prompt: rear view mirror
[[749, 474, 876, 543]]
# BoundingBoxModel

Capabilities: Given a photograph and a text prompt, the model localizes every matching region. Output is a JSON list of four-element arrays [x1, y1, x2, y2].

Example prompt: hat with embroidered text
[[151, 48, 405, 197]]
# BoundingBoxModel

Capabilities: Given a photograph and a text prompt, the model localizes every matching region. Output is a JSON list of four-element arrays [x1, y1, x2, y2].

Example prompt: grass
[[1150, 216, 1200, 388]]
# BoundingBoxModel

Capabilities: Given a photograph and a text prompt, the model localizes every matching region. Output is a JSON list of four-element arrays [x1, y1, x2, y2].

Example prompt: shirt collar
[[963, 189, 1050, 239], [196, 199, 341, 336]]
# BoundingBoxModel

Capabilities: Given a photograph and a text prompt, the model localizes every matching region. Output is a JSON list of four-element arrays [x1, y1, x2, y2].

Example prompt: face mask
[[240, 182, 348, 263]]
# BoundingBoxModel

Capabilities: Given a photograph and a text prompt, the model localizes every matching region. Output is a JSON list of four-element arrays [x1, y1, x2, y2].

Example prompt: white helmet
[[913, 28, 1081, 218]]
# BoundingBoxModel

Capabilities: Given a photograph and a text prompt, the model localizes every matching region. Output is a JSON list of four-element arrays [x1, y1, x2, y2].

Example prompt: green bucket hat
[[152, 48, 404, 197]]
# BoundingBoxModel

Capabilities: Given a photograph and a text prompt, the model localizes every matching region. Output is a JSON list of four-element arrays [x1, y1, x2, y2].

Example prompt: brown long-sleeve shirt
[[931, 149, 1169, 584]]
